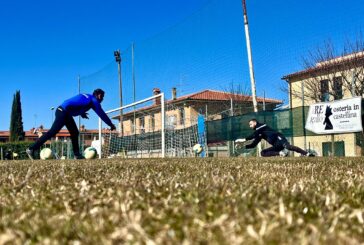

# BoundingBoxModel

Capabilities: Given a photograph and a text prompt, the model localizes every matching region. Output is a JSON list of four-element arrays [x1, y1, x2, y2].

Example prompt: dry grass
[[1, 157, 364, 244]]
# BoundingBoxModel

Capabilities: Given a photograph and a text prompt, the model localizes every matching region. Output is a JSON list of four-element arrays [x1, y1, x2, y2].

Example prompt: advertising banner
[[305, 97, 362, 134]]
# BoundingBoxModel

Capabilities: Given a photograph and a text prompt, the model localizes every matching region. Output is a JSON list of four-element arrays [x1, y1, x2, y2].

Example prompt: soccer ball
[[193, 144, 203, 154], [40, 148, 53, 160], [84, 147, 97, 159]]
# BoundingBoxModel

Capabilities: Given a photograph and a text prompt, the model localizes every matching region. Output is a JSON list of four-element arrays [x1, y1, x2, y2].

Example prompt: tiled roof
[[0, 131, 9, 137], [173, 90, 282, 103], [118, 89, 282, 118], [282, 51, 364, 81], [0, 131, 38, 137]]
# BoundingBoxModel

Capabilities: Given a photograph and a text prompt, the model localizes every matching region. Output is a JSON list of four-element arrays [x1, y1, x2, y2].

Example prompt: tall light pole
[[242, 0, 258, 113], [114, 50, 123, 136], [242, 0, 260, 156], [78, 75, 82, 151], [78, 75, 81, 129], [132, 42, 136, 135], [49, 107, 55, 151]]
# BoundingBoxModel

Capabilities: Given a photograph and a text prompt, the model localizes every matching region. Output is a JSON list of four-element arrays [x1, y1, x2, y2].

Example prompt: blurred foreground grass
[[1, 157, 364, 244]]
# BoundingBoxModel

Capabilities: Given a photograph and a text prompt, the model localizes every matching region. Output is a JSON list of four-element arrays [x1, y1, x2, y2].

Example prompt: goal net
[[97, 93, 200, 158]]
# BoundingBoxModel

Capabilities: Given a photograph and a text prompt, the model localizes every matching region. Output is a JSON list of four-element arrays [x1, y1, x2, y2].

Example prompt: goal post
[[98, 93, 165, 158]]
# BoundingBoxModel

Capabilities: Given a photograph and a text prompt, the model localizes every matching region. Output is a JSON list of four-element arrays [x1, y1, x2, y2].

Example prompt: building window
[[140, 117, 145, 133], [333, 77, 343, 100], [320, 79, 329, 102], [179, 107, 185, 125], [149, 115, 155, 131], [167, 115, 177, 130]]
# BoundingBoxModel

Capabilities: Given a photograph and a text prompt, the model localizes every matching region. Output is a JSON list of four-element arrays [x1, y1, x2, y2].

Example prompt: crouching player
[[235, 119, 314, 157]]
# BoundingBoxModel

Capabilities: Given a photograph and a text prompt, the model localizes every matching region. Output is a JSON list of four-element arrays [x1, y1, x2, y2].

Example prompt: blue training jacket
[[60, 94, 113, 127]]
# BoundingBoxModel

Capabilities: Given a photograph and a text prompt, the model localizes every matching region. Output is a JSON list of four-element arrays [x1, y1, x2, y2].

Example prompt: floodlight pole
[[242, 0, 258, 113], [78, 75, 81, 129], [114, 50, 124, 136], [78, 75, 81, 151], [242, 0, 260, 156], [132, 43, 136, 135]]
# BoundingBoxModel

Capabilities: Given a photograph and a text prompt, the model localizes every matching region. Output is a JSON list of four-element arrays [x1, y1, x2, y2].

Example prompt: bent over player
[[26, 88, 116, 160], [235, 118, 314, 157]]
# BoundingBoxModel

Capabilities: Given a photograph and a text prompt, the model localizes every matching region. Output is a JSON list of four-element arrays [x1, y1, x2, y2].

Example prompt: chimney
[[153, 88, 161, 105], [172, 87, 177, 100]]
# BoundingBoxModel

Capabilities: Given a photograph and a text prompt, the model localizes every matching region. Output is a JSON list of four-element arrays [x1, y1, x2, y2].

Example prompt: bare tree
[[300, 41, 338, 102], [220, 82, 253, 116], [338, 36, 364, 97], [283, 35, 364, 103]]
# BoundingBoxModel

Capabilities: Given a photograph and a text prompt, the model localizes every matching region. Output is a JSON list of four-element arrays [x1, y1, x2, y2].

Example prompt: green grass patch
[[1, 157, 364, 244]]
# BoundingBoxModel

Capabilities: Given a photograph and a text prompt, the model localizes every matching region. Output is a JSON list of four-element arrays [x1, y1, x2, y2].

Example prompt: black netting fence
[[207, 106, 363, 145], [206, 106, 315, 143]]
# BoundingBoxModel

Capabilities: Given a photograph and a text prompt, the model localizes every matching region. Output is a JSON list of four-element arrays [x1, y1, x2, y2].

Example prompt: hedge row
[[0, 141, 34, 160]]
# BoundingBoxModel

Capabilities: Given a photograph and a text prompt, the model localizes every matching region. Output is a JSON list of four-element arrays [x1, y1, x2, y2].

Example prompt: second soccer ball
[[193, 144, 203, 154], [40, 148, 54, 160], [84, 147, 97, 159]]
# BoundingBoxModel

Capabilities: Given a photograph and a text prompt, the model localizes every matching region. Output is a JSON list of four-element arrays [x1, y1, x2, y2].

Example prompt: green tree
[[9, 90, 25, 142]]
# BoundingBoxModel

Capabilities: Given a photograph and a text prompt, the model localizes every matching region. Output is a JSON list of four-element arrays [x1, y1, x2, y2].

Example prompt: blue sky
[[0, 0, 363, 130]]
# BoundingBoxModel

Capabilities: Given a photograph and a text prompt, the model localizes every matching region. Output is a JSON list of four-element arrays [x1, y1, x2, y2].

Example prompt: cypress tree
[[9, 90, 25, 142]]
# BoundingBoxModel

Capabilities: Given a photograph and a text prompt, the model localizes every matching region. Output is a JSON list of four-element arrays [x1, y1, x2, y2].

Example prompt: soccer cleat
[[26, 148, 34, 160], [279, 148, 289, 157], [74, 154, 85, 160], [300, 152, 315, 157]]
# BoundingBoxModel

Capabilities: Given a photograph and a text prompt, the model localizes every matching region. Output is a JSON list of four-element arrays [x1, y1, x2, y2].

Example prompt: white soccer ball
[[84, 147, 97, 159], [193, 143, 203, 154], [40, 148, 53, 160]]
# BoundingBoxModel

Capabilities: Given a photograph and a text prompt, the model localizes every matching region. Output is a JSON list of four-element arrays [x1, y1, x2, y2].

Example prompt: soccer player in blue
[[26, 89, 116, 160]]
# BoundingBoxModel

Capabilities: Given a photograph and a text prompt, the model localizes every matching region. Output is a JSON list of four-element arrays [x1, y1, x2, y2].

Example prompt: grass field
[[1, 157, 364, 244]]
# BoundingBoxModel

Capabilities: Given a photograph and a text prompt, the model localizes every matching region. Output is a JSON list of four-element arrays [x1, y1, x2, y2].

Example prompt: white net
[[164, 103, 200, 157], [98, 93, 200, 158]]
